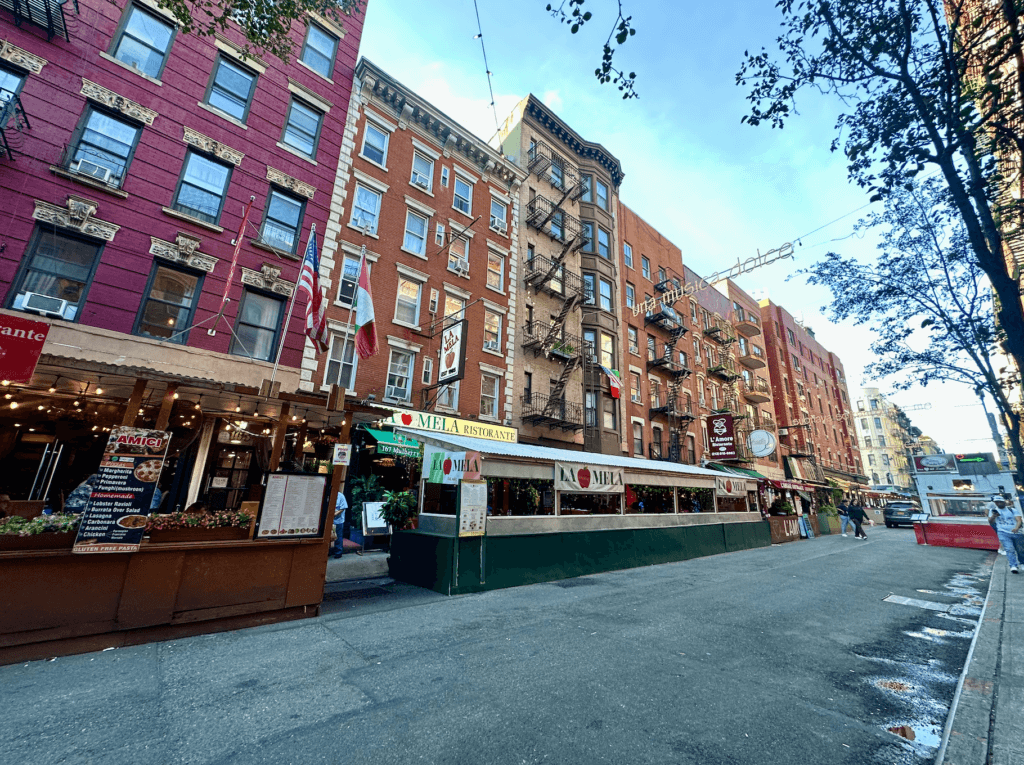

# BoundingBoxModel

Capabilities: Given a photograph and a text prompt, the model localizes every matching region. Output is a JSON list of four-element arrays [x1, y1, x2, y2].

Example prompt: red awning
[[768, 479, 818, 491]]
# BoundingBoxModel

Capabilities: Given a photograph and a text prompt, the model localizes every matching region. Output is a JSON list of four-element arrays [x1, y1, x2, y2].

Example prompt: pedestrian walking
[[331, 491, 349, 559], [838, 501, 854, 537], [848, 502, 870, 540], [986, 495, 1023, 574]]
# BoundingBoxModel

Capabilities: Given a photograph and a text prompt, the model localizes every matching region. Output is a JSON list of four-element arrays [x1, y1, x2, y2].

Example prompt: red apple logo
[[401, 414, 412, 425], [725, 480, 733, 494], [443, 458, 452, 475], [578, 468, 591, 489]]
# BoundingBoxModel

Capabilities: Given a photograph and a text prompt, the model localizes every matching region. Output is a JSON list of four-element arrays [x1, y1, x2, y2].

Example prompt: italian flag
[[354, 255, 378, 359]]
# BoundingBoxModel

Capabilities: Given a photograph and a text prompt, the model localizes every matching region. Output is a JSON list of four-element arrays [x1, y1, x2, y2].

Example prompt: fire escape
[[646, 282, 695, 463], [0, 93, 30, 161], [521, 141, 589, 432], [0, 0, 77, 42]]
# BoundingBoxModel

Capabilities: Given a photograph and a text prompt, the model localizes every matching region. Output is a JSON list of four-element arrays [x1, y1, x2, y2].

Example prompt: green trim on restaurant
[[365, 427, 420, 456]]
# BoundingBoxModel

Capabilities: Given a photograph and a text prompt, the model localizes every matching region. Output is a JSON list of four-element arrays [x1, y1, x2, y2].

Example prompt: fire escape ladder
[[547, 355, 583, 406]]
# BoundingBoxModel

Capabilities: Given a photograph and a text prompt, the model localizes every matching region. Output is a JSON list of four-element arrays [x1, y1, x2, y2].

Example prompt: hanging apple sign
[[437, 319, 467, 384]]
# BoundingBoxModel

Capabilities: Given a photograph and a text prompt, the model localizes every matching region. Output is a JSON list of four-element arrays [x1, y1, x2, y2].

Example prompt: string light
[[9, 401, 18, 409], [95, 387, 103, 395]]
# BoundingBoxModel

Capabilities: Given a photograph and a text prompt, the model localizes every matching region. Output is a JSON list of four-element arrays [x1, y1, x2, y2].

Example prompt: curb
[[939, 561, 1004, 765]]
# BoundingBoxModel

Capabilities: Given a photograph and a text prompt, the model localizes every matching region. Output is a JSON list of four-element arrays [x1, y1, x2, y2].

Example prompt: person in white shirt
[[986, 495, 1023, 574]]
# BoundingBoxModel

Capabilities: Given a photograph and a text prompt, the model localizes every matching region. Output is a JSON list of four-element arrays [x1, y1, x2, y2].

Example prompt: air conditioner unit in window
[[484, 340, 499, 351], [412, 175, 430, 190], [21, 292, 70, 318], [72, 159, 112, 185], [452, 259, 469, 276], [489, 216, 507, 234]]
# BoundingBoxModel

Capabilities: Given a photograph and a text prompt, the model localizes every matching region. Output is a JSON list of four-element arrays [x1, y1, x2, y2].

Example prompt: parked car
[[883, 501, 921, 528]]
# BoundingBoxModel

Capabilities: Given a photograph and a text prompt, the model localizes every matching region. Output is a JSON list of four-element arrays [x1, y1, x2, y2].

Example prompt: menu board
[[73, 426, 170, 554], [255, 473, 328, 539], [459, 480, 487, 537]]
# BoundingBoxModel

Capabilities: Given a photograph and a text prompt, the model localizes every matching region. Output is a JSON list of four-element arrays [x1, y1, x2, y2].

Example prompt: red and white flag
[[298, 229, 329, 353], [354, 253, 378, 359]]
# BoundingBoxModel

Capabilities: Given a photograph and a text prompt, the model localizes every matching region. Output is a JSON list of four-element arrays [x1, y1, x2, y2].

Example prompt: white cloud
[[542, 90, 563, 112]]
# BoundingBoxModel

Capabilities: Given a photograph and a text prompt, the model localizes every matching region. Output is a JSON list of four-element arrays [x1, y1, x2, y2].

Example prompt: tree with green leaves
[[734, 0, 1024, 411], [801, 177, 1024, 485], [151, 0, 364, 63]]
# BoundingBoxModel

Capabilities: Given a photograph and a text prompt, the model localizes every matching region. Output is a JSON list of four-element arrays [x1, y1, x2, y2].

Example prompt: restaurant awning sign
[[708, 413, 737, 460], [556, 463, 625, 493], [716, 476, 746, 497], [425, 445, 481, 484], [0, 313, 50, 383], [385, 408, 517, 443]]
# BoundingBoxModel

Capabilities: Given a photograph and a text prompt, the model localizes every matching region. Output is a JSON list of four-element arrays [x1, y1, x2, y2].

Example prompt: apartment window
[[134, 263, 202, 343], [623, 242, 633, 268], [230, 289, 283, 361], [597, 228, 610, 258], [325, 333, 357, 389], [787, 328, 796, 345], [878, 436, 887, 447], [486, 250, 504, 291], [480, 373, 500, 418], [630, 372, 642, 403], [873, 417, 882, 429], [651, 380, 661, 408], [550, 210, 565, 241], [600, 332, 614, 369], [336, 255, 361, 307], [403, 210, 429, 256], [282, 99, 324, 159], [625, 283, 635, 308], [67, 107, 141, 188], [483, 309, 502, 352], [647, 335, 657, 361], [882, 454, 890, 466], [711, 385, 719, 410], [693, 338, 701, 363], [434, 223, 445, 246], [870, 399, 879, 410], [360, 122, 389, 166], [603, 397, 617, 430], [112, 5, 175, 79], [386, 349, 415, 401], [172, 150, 232, 224], [441, 167, 449, 187], [583, 274, 596, 305], [581, 221, 594, 251], [394, 277, 422, 326], [448, 236, 469, 272], [860, 419, 869, 431], [864, 437, 872, 448], [628, 326, 639, 355], [490, 199, 507, 232], [599, 279, 613, 312], [438, 380, 459, 410], [9, 230, 102, 320], [300, 24, 339, 79], [260, 188, 305, 254], [633, 422, 643, 455], [585, 392, 597, 428], [444, 294, 465, 326], [453, 175, 472, 214], [641, 256, 651, 279], [411, 153, 433, 190], [580, 174, 592, 203], [524, 371, 533, 403], [792, 353, 801, 370], [0, 65, 25, 102], [596, 179, 609, 210], [583, 329, 597, 363], [658, 267, 666, 284], [422, 357, 434, 385], [679, 350, 688, 368], [350, 185, 381, 233], [204, 56, 257, 122]]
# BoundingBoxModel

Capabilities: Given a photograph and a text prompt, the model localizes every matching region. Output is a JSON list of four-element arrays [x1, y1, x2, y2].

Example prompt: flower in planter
[[146, 510, 253, 532], [0, 514, 81, 537]]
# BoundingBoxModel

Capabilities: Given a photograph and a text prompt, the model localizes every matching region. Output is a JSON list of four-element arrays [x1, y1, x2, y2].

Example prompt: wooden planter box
[[147, 527, 251, 543], [0, 532, 77, 551], [768, 516, 800, 544]]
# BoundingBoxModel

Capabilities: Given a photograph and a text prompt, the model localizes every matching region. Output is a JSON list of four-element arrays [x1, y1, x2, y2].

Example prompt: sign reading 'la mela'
[[0, 313, 50, 384], [385, 408, 517, 443], [555, 463, 625, 493]]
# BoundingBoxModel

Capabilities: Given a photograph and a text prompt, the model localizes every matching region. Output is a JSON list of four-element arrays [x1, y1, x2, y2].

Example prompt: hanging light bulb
[[195, 402, 201, 410], [95, 386, 104, 395], [173, 392, 179, 399], [48, 385, 56, 394], [73, 400, 80, 407], [9, 401, 18, 409], [37, 405, 44, 411], [3, 393, 10, 400]]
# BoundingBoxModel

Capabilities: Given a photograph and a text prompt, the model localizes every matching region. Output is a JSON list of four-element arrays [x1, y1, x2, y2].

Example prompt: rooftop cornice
[[356, 58, 527, 187], [523, 94, 624, 188]]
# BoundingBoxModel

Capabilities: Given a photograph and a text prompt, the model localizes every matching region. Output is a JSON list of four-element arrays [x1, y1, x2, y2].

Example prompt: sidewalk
[[324, 547, 389, 583], [941, 556, 1024, 764]]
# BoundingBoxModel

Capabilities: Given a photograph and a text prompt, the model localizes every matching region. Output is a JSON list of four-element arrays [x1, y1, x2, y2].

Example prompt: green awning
[[707, 463, 768, 481], [366, 428, 420, 456]]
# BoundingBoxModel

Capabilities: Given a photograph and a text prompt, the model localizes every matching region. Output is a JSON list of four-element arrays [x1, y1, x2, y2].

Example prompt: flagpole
[[336, 239, 368, 379], [208, 196, 256, 336], [268, 223, 314, 393]]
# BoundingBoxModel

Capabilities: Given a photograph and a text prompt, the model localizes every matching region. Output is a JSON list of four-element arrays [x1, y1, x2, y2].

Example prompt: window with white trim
[[448, 236, 469, 273], [630, 372, 642, 404], [580, 174, 592, 203], [486, 249, 504, 291], [623, 241, 633, 268], [600, 332, 614, 369], [625, 283, 635, 308], [453, 175, 472, 214], [422, 357, 433, 385], [441, 166, 449, 187], [599, 279, 613, 312], [394, 276, 422, 326], [444, 294, 465, 327], [282, 99, 323, 159], [403, 210, 429, 256], [641, 256, 650, 280], [386, 348, 415, 401], [350, 185, 381, 234], [628, 326, 639, 355], [480, 373, 499, 418], [337, 254, 360, 306], [483, 309, 502, 352], [411, 153, 433, 190], [300, 23, 339, 79], [633, 422, 643, 455], [489, 199, 507, 232], [434, 223, 445, 246], [360, 121, 389, 166], [325, 333, 357, 389], [437, 379, 459, 410]]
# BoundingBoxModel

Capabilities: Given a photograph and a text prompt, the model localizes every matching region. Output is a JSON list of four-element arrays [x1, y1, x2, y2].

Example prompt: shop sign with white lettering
[[708, 413, 737, 460], [555, 463, 625, 493], [425, 445, 482, 484], [0, 313, 50, 383], [73, 427, 169, 554]]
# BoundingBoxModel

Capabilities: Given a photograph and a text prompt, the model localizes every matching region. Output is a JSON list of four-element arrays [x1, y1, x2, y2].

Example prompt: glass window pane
[[116, 8, 173, 77], [301, 25, 336, 77], [263, 191, 303, 252], [352, 186, 380, 233], [209, 59, 254, 120], [362, 124, 387, 164], [175, 153, 230, 222], [73, 111, 139, 183], [0, 67, 23, 100], [284, 101, 321, 157]]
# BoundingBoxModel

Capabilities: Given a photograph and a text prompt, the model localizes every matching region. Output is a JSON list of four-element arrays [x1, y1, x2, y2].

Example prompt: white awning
[[395, 428, 723, 487]]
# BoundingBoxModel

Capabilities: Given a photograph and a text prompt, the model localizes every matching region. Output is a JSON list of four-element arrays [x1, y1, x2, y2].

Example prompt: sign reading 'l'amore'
[[708, 413, 737, 460]]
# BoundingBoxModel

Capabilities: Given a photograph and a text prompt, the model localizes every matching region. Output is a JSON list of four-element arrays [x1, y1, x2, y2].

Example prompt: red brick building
[[759, 300, 865, 486], [312, 58, 526, 423]]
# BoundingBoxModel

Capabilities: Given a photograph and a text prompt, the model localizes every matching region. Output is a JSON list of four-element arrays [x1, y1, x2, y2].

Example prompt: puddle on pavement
[[885, 722, 942, 749]]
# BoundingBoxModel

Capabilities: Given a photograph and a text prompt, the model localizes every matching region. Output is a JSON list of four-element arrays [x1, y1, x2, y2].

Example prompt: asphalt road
[[0, 526, 992, 765]]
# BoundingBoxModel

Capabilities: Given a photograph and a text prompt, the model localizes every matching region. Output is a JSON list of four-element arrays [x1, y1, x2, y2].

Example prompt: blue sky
[[358, 0, 998, 458]]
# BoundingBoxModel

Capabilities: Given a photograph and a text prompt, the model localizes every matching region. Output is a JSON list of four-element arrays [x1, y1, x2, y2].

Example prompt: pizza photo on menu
[[134, 460, 163, 483]]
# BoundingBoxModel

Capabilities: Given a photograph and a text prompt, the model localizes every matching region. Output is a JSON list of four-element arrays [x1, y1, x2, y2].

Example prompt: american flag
[[298, 229, 329, 354]]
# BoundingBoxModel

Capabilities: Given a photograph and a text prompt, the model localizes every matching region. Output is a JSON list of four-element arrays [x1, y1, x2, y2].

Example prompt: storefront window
[[678, 487, 714, 513], [421, 481, 458, 515], [559, 492, 621, 515], [717, 496, 750, 514], [625, 485, 674, 514], [487, 478, 554, 516]]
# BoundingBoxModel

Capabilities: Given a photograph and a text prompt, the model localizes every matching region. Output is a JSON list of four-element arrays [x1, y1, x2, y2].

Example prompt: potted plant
[[146, 509, 254, 543], [379, 489, 418, 531], [769, 499, 794, 516], [0, 513, 80, 551]]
